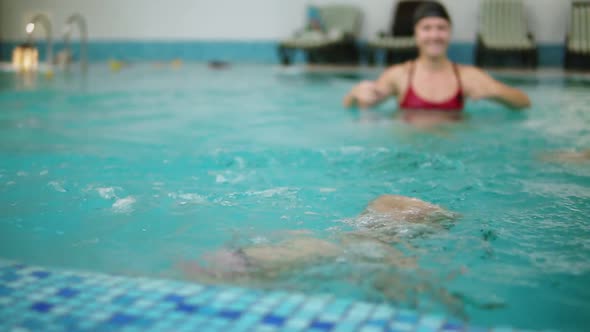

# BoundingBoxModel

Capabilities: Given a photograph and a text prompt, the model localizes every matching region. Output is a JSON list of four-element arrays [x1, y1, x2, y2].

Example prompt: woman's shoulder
[[380, 61, 412, 81], [387, 61, 412, 73], [456, 65, 496, 90], [457, 64, 490, 78]]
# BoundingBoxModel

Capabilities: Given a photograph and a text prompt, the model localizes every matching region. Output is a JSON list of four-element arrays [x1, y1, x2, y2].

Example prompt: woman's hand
[[343, 80, 387, 109]]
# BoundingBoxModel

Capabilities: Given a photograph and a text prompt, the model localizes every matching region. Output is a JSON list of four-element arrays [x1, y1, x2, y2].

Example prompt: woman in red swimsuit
[[343, 1, 530, 125]]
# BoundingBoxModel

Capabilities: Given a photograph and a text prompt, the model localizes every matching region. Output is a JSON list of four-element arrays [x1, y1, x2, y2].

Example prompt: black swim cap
[[413, 1, 451, 26]]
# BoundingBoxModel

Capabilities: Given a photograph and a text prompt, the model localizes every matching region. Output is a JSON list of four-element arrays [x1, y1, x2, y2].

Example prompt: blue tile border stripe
[[0, 259, 521, 331], [0, 40, 565, 66]]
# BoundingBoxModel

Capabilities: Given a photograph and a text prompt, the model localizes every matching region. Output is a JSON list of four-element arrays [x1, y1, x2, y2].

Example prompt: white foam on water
[[152, 182, 165, 191], [48, 181, 67, 192], [250, 236, 269, 245], [376, 147, 390, 153], [340, 146, 365, 154], [17, 171, 28, 177], [97, 187, 118, 200], [39, 170, 49, 176], [234, 157, 246, 169], [214, 172, 247, 184], [319, 187, 337, 193], [213, 198, 235, 206], [112, 196, 136, 213], [215, 174, 228, 183], [72, 238, 100, 247], [177, 193, 207, 205], [247, 187, 292, 198], [521, 180, 590, 199]]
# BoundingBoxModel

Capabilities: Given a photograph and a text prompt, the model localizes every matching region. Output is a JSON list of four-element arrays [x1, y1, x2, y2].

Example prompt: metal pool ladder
[[26, 14, 53, 68], [63, 13, 88, 72]]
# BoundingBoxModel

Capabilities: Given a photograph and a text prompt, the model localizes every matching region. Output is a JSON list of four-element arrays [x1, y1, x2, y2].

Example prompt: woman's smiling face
[[414, 17, 452, 58]]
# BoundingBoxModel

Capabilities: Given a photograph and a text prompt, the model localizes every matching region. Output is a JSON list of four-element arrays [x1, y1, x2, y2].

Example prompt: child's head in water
[[345, 194, 456, 241], [362, 194, 448, 221]]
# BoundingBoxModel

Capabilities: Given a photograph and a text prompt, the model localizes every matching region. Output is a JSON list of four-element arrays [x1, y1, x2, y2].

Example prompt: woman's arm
[[343, 66, 401, 109], [343, 81, 388, 109], [462, 66, 531, 110]]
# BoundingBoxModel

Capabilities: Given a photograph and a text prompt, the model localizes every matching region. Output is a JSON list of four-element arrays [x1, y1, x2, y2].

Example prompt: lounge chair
[[366, 1, 423, 66], [475, 0, 537, 68], [278, 5, 362, 66], [565, 1, 590, 70]]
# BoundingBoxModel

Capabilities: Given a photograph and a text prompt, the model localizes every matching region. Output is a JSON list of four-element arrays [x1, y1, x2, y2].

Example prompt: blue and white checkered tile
[[0, 259, 521, 331]]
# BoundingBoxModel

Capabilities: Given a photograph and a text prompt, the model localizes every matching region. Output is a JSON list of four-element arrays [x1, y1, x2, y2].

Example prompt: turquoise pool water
[[1, 64, 589, 331]]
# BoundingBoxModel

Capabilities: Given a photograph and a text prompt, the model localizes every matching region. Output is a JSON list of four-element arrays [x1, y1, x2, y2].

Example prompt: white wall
[[0, 0, 576, 43]]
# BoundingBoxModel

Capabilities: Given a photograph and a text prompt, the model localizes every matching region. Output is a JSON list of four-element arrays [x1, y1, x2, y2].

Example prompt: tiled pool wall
[[0, 259, 526, 332], [0, 41, 564, 67]]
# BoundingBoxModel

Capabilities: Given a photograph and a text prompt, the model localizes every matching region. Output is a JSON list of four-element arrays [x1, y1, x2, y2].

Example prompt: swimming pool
[[1, 64, 589, 331]]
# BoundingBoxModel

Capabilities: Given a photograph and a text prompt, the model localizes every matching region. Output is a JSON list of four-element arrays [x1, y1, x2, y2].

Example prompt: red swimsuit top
[[399, 62, 464, 111]]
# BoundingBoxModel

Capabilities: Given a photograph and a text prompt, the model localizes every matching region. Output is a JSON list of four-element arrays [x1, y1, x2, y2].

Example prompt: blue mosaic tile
[[135, 317, 156, 329], [262, 313, 286, 326], [58, 314, 84, 328], [113, 294, 138, 306], [204, 305, 222, 316], [1, 272, 19, 282], [419, 315, 445, 327], [390, 320, 418, 332], [442, 321, 466, 331], [347, 302, 375, 320], [231, 313, 262, 331], [210, 316, 232, 326], [358, 326, 388, 332], [396, 310, 420, 324], [366, 319, 389, 327], [31, 270, 51, 279], [255, 326, 280, 332], [20, 317, 46, 330], [284, 317, 313, 330], [56, 287, 80, 298], [370, 305, 396, 320], [416, 326, 440, 332], [325, 299, 351, 313], [290, 308, 317, 321], [219, 309, 242, 320], [310, 319, 336, 330], [0, 285, 12, 295], [108, 312, 139, 326], [30, 301, 53, 313], [176, 302, 200, 313], [0, 259, 530, 332], [149, 300, 176, 312], [163, 293, 186, 303], [332, 324, 359, 332]]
